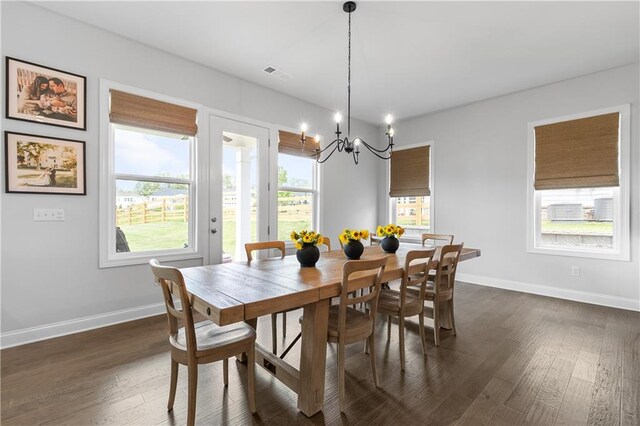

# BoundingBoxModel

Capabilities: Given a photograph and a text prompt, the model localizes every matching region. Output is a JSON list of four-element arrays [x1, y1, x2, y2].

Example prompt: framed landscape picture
[[5, 57, 86, 130], [5, 132, 86, 195]]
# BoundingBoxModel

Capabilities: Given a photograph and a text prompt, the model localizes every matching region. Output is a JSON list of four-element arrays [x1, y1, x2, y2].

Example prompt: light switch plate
[[34, 208, 65, 221]]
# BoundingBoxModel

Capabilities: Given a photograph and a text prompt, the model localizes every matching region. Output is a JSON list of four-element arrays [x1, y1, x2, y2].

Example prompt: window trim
[[386, 141, 435, 239], [526, 104, 631, 261], [99, 80, 202, 268]]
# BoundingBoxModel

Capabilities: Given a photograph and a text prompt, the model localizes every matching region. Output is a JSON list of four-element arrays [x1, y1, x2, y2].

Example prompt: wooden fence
[[116, 196, 188, 226]]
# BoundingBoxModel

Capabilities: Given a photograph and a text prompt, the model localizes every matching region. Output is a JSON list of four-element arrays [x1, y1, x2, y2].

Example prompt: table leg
[[297, 298, 330, 417]]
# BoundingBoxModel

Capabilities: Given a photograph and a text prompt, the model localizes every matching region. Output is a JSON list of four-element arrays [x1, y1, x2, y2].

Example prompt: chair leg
[[246, 346, 257, 413], [168, 359, 178, 411], [399, 316, 405, 373], [449, 299, 457, 336], [271, 313, 278, 354], [338, 341, 346, 413], [223, 358, 229, 387], [282, 312, 287, 338], [187, 363, 198, 426], [387, 315, 392, 341], [418, 311, 428, 357], [433, 300, 440, 346], [369, 333, 380, 388]]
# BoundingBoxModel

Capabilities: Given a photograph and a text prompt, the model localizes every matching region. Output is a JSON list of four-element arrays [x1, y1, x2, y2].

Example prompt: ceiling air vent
[[263, 66, 291, 81]]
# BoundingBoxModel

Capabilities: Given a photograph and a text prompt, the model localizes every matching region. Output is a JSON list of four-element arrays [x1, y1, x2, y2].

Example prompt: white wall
[[0, 2, 380, 346], [380, 63, 639, 310]]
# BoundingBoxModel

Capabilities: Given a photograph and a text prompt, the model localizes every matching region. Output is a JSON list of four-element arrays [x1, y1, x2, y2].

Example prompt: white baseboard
[[457, 273, 640, 312], [0, 303, 165, 349]]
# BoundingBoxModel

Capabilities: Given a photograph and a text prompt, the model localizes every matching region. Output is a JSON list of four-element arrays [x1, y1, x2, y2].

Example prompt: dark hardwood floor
[[2, 282, 638, 425]]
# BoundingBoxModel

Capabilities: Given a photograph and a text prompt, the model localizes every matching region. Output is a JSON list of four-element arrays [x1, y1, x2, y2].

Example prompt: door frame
[[207, 110, 278, 265]]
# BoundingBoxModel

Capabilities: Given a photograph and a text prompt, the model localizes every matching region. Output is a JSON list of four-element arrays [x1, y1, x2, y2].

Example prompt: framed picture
[[5, 57, 86, 130], [5, 132, 86, 195]]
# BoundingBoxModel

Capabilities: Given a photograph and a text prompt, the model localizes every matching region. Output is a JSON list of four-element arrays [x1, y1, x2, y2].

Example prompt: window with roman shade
[[109, 89, 198, 136], [534, 112, 620, 190], [278, 130, 307, 157], [389, 145, 430, 197], [527, 105, 630, 261]]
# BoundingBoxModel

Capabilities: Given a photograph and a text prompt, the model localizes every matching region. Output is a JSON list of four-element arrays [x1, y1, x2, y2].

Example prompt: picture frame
[[5, 131, 86, 195], [5, 57, 86, 130]]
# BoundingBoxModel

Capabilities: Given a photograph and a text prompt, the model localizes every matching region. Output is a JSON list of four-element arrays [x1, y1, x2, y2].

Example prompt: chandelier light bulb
[[354, 139, 361, 146], [315, 134, 321, 143], [300, 123, 308, 133], [385, 114, 393, 125], [334, 112, 342, 123], [389, 128, 395, 137]]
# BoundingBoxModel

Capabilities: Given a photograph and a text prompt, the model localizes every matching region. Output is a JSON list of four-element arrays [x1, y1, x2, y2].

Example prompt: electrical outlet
[[34, 208, 65, 221], [571, 266, 580, 277]]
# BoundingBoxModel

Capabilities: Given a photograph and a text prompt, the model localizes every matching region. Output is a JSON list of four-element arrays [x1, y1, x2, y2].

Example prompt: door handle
[[211, 228, 217, 234]]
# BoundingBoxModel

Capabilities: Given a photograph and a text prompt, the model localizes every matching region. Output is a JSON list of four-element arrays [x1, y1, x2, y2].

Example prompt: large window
[[389, 143, 433, 239], [527, 105, 630, 260], [100, 85, 198, 267], [277, 131, 318, 240]]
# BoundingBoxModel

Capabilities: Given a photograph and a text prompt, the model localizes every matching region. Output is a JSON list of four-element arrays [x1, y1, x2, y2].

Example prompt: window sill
[[99, 249, 202, 268], [527, 246, 630, 262]]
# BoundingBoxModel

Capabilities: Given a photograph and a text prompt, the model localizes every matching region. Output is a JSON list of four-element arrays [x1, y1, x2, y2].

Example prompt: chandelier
[[300, 1, 394, 165]]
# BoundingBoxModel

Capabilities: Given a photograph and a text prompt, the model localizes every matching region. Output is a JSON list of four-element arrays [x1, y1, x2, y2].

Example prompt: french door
[[209, 115, 270, 264]]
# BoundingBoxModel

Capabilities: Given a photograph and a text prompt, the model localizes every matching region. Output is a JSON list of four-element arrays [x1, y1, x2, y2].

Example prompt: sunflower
[[290, 231, 299, 241], [294, 241, 302, 250], [361, 230, 370, 239], [302, 234, 312, 243], [352, 231, 360, 239], [377, 226, 384, 237]]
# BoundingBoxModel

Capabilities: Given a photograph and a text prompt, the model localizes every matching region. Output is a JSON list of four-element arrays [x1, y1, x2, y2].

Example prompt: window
[[100, 84, 198, 267], [527, 105, 630, 260], [389, 143, 433, 239], [277, 131, 318, 240]]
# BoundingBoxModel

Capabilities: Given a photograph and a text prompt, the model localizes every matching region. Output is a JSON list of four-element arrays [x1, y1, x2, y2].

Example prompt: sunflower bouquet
[[376, 224, 405, 238], [339, 229, 370, 245], [290, 230, 323, 250]]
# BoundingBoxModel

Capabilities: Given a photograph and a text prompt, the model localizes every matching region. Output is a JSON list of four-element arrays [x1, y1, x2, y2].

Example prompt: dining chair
[[321, 236, 331, 251], [407, 243, 464, 346], [370, 233, 382, 246], [376, 249, 436, 372], [149, 259, 256, 426], [244, 241, 290, 355], [329, 256, 387, 412], [421, 233, 454, 247]]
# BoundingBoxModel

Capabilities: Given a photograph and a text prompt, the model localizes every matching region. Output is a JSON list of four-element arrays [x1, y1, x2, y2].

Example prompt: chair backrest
[[422, 233, 454, 247], [337, 257, 388, 338], [433, 243, 464, 295], [149, 259, 197, 353], [400, 249, 437, 309], [370, 233, 382, 246], [244, 241, 286, 262], [321, 236, 331, 251]]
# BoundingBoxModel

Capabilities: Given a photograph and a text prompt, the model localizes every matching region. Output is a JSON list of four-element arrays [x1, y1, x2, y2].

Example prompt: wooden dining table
[[180, 244, 481, 417]]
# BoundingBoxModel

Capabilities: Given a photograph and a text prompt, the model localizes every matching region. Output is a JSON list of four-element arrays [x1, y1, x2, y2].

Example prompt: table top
[[181, 245, 481, 325]]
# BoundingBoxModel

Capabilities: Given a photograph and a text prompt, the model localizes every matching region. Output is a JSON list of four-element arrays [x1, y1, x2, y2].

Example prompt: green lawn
[[119, 222, 188, 251], [541, 220, 612, 235]]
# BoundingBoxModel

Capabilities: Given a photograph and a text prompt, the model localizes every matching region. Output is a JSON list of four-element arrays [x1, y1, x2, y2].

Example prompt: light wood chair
[[149, 259, 256, 426], [321, 236, 331, 251], [407, 243, 464, 346], [376, 249, 436, 371], [244, 241, 291, 355], [328, 256, 388, 412], [370, 233, 382, 246], [421, 233, 454, 246]]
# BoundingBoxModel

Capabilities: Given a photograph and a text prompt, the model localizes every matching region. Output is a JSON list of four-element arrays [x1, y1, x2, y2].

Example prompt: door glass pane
[[115, 179, 189, 252], [277, 191, 313, 240], [222, 132, 257, 261]]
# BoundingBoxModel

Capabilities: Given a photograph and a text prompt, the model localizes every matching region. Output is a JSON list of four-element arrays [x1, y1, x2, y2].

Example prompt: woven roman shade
[[109, 90, 198, 136], [389, 146, 430, 197], [534, 112, 620, 190], [278, 130, 307, 157]]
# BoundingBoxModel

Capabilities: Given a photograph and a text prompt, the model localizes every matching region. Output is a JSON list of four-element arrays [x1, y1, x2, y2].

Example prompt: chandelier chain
[[347, 10, 351, 138]]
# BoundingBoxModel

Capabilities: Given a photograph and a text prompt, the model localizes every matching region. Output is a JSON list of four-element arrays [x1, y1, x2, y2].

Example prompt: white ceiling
[[34, 1, 639, 124]]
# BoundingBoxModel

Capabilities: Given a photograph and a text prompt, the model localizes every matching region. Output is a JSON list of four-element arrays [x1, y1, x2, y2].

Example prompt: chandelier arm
[[314, 138, 343, 155], [316, 144, 341, 164], [364, 149, 393, 160], [358, 138, 394, 154]]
